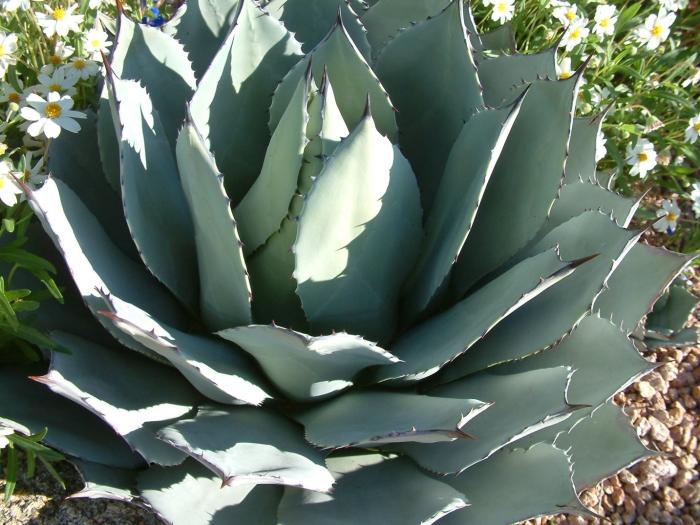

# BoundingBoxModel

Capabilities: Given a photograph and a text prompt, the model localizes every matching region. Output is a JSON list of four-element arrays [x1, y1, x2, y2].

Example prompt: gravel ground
[[2, 287, 698, 525]]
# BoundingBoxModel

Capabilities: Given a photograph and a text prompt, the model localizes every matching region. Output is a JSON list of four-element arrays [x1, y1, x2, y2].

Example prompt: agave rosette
[[0, 0, 694, 524]]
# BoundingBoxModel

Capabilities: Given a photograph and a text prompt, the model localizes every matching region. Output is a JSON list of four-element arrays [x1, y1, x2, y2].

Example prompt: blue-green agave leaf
[[564, 113, 606, 185], [27, 178, 187, 360], [163, 0, 240, 80], [476, 46, 557, 107], [278, 454, 468, 525], [542, 180, 638, 239], [96, 88, 121, 194], [451, 75, 581, 298], [439, 443, 590, 525], [267, 0, 371, 60], [373, 248, 579, 384], [555, 401, 659, 491], [190, 0, 303, 204], [70, 461, 139, 502], [647, 283, 699, 334], [477, 22, 516, 53], [401, 100, 524, 321], [157, 406, 335, 492], [361, 0, 450, 59], [375, 0, 483, 213], [217, 324, 398, 401], [247, 77, 348, 330], [138, 459, 281, 525], [99, 294, 271, 406], [595, 243, 693, 334], [268, 15, 397, 140], [38, 332, 199, 466], [0, 367, 143, 469], [439, 211, 641, 381], [293, 111, 421, 343], [396, 366, 575, 474], [235, 66, 310, 255], [111, 14, 196, 147], [109, 76, 198, 311], [497, 315, 654, 407], [176, 117, 252, 331], [297, 391, 489, 448], [48, 108, 136, 259]]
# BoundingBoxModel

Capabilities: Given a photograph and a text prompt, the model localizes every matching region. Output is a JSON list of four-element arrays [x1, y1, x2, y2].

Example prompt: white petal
[[20, 106, 41, 121], [26, 119, 46, 137], [0, 189, 17, 207], [43, 119, 62, 138], [63, 109, 86, 119], [55, 116, 81, 133]]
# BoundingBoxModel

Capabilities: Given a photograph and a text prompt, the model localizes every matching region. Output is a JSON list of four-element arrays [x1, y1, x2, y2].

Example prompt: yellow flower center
[[566, 10, 576, 21], [666, 212, 678, 222], [600, 18, 610, 28], [0, 178, 5, 189], [496, 2, 507, 13], [0, 143, 7, 155], [8, 92, 19, 103], [49, 83, 62, 92], [44, 102, 62, 119], [23, 169, 31, 179], [0, 44, 5, 58], [570, 28, 581, 40], [52, 8, 66, 20], [73, 59, 86, 70], [651, 24, 663, 38], [49, 54, 62, 65], [637, 152, 649, 163], [90, 39, 101, 49], [559, 71, 572, 80], [693, 122, 700, 132]]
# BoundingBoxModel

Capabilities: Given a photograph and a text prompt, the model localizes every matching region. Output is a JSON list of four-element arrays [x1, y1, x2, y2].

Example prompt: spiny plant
[[0, 0, 695, 523]]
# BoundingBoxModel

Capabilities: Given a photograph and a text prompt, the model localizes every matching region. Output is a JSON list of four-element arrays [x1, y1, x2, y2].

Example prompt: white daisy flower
[[559, 18, 590, 52], [552, 2, 579, 25], [491, 0, 515, 24], [64, 57, 100, 80], [684, 114, 700, 144], [593, 5, 617, 37], [626, 138, 657, 178], [595, 130, 607, 163], [37, 68, 78, 97], [635, 10, 676, 51], [660, 0, 687, 12], [0, 33, 18, 80], [83, 27, 112, 60], [0, 0, 30, 11], [20, 92, 86, 139], [36, 4, 84, 38], [13, 152, 46, 188], [690, 183, 700, 218], [681, 68, 700, 88], [556, 57, 574, 79], [590, 85, 611, 107], [0, 80, 23, 105], [0, 161, 24, 207], [42, 42, 75, 75], [0, 426, 13, 449], [89, 0, 104, 8], [653, 199, 681, 234]]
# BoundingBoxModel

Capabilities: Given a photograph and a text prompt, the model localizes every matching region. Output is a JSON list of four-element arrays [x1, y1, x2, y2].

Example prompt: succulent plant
[[0, 0, 695, 523]]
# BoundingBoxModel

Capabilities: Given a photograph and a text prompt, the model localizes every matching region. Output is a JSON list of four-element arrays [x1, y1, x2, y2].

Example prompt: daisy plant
[[654, 198, 682, 235]]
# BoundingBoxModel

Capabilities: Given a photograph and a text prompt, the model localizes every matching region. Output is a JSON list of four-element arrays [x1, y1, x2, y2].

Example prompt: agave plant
[[0, 0, 694, 523]]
